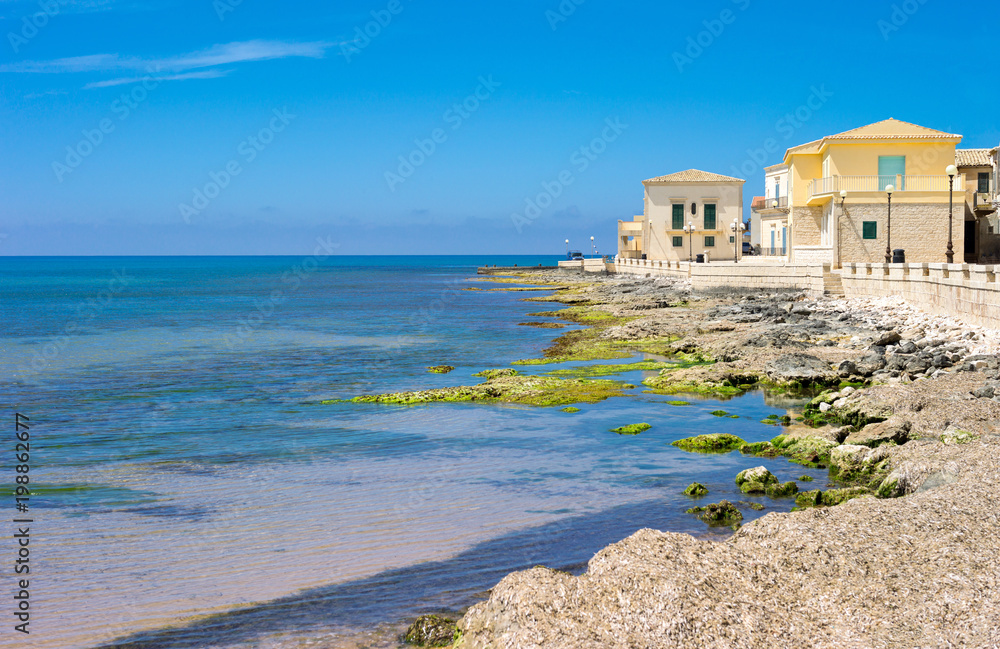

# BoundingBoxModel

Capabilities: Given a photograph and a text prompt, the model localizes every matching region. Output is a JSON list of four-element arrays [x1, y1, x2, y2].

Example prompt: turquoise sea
[[0, 256, 817, 648]]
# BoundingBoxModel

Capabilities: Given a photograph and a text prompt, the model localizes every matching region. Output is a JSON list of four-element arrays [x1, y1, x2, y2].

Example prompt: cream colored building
[[619, 169, 745, 262], [956, 148, 999, 261], [755, 164, 790, 257], [781, 119, 966, 266]]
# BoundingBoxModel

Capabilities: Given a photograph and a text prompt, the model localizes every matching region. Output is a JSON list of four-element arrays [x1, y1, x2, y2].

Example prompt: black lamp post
[[838, 190, 847, 268], [885, 184, 895, 263], [685, 220, 694, 262], [946, 164, 957, 263]]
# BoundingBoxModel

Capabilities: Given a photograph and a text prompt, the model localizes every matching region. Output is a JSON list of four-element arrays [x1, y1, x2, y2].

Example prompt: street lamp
[[838, 190, 847, 269], [565, 239, 570, 257], [885, 184, 895, 263], [684, 220, 695, 262], [946, 164, 957, 263], [590, 236, 595, 258], [730, 219, 746, 263]]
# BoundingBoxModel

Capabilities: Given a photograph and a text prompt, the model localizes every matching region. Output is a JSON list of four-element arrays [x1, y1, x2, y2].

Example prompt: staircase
[[823, 268, 845, 297]]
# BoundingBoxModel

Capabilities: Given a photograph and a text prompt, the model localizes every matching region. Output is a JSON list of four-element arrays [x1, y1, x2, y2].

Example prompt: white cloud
[[0, 40, 333, 85]]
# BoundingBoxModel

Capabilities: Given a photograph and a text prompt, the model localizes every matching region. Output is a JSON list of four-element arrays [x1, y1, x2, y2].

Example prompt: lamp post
[[885, 184, 895, 263], [685, 220, 694, 262], [946, 164, 957, 263], [565, 239, 569, 257], [730, 219, 746, 263], [838, 190, 847, 268], [590, 236, 595, 258]]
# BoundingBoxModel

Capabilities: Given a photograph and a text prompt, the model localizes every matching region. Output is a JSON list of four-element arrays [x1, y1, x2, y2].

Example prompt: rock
[[672, 433, 745, 452], [688, 500, 743, 527], [740, 481, 768, 494], [612, 423, 652, 435], [819, 402, 832, 413], [832, 398, 848, 409], [764, 354, 834, 384], [735, 466, 778, 488], [404, 614, 456, 647], [840, 386, 857, 397], [973, 385, 995, 399], [845, 416, 912, 448], [898, 341, 918, 354], [790, 305, 812, 316], [427, 365, 456, 374], [855, 352, 887, 376], [683, 483, 709, 497], [837, 360, 858, 378], [766, 481, 799, 498], [874, 331, 902, 346]]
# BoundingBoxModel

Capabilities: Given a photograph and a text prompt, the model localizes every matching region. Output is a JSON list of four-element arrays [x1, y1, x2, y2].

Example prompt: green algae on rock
[[427, 366, 456, 374], [612, 423, 652, 436], [403, 614, 457, 647], [766, 481, 800, 498], [687, 500, 743, 527], [561, 407, 581, 414], [735, 467, 778, 495], [795, 487, 871, 509], [710, 410, 730, 417], [683, 482, 709, 497], [545, 360, 671, 379], [472, 368, 519, 380], [742, 433, 838, 468], [337, 372, 634, 408], [799, 475, 815, 482], [672, 433, 746, 453], [667, 400, 692, 407], [518, 322, 567, 329]]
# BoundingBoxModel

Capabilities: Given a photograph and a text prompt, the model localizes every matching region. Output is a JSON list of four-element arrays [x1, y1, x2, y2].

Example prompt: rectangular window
[[878, 156, 906, 191], [979, 173, 991, 193], [863, 221, 878, 240], [729, 236, 735, 244], [704, 236, 716, 247], [672, 204, 685, 230], [672, 236, 683, 248], [704, 204, 717, 230]]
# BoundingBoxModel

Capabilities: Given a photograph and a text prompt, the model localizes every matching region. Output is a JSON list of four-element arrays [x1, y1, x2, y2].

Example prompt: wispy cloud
[[0, 40, 333, 85]]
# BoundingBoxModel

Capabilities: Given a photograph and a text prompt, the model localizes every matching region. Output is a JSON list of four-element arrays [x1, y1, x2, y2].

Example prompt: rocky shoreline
[[391, 269, 1000, 648]]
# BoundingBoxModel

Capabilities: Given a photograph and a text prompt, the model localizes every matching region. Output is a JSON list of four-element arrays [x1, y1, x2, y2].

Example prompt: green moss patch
[[710, 410, 730, 417], [561, 407, 581, 414], [427, 366, 455, 374], [612, 423, 652, 436], [336, 372, 634, 408], [742, 434, 837, 468], [672, 433, 746, 453], [518, 322, 567, 329], [683, 482, 709, 497], [667, 400, 692, 407], [687, 500, 743, 528], [545, 360, 671, 379], [766, 481, 799, 498], [795, 487, 871, 509], [403, 614, 456, 647]]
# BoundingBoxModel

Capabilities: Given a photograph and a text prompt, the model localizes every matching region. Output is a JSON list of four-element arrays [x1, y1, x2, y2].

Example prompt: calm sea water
[[0, 256, 816, 648]]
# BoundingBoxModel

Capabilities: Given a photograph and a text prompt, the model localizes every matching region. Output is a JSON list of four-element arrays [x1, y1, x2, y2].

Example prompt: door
[[781, 227, 787, 253], [770, 229, 775, 253], [965, 220, 976, 260], [878, 156, 906, 191]]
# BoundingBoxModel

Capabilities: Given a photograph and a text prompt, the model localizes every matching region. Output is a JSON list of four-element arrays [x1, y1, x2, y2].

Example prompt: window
[[878, 156, 906, 191], [822, 157, 830, 178], [672, 236, 683, 247], [704, 236, 716, 247], [979, 173, 991, 193], [704, 204, 717, 230], [729, 236, 735, 244], [672, 204, 685, 230], [863, 221, 878, 240]]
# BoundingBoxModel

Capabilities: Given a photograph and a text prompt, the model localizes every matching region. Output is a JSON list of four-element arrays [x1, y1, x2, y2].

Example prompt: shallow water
[[0, 257, 819, 648]]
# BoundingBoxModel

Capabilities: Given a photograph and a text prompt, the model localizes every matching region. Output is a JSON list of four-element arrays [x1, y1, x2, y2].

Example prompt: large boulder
[[845, 416, 911, 448], [735, 466, 778, 494], [764, 354, 834, 384]]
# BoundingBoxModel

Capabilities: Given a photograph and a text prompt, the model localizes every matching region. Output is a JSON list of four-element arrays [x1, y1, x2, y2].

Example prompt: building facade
[[957, 148, 1000, 262], [781, 119, 966, 266], [618, 169, 745, 263]]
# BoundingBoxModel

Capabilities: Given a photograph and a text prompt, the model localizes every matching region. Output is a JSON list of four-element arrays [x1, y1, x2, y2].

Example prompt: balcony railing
[[618, 220, 643, 233], [809, 175, 959, 197], [758, 246, 787, 257], [753, 196, 788, 210]]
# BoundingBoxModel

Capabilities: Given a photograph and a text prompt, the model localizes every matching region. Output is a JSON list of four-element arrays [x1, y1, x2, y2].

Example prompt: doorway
[[965, 220, 976, 262]]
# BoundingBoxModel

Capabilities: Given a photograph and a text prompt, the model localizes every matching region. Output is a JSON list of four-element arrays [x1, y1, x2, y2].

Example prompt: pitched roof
[[956, 148, 994, 168], [784, 139, 823, 156], [643, 169, 745, 184], [825, 118, 962, 141], [751, 196, 767, 209]]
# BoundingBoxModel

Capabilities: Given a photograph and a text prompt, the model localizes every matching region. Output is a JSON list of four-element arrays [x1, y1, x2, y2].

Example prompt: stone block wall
[[839, 202, 963, 264]]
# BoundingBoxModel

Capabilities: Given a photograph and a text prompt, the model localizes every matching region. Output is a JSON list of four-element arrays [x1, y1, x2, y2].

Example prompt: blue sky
[[1, 0, 998, 255]]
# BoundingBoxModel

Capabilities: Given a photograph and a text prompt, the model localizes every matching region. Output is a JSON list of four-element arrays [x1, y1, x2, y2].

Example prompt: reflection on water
[[0, 258, 816, 649]]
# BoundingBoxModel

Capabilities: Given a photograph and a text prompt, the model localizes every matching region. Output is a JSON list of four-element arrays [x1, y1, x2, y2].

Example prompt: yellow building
[[782, 119, 968, 266]]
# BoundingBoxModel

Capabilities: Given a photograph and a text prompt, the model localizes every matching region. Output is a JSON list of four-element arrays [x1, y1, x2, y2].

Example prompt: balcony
[[808, 175, 960, 204], [618, 220, 643, 234], [752, 196, 788, 211], [975, 193, 996, 212]]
